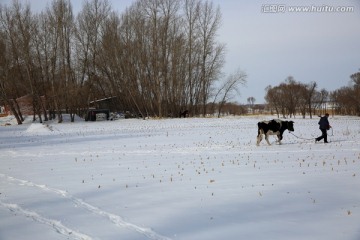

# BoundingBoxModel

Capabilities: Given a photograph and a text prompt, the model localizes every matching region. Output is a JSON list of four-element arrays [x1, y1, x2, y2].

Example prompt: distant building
[[246, 104, 267, 114], [89, 97, 117, 112], [15, 94, 33, 115], [4, 94, 46, 116], [85, 109, 110, 121], [0, 105, 7, 117]]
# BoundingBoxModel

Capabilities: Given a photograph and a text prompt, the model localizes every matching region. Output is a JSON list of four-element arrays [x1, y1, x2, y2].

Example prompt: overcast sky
[[1, 0, 359, 104]]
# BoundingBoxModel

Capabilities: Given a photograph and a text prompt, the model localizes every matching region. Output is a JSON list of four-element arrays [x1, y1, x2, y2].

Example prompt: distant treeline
[[265, 74, 360, 118]]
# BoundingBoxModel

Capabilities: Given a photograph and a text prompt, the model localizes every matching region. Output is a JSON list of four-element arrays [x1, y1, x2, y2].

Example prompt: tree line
[[265, 72, 360, 118], [331, 72, 360, 116], [0, 0, 246, 124]]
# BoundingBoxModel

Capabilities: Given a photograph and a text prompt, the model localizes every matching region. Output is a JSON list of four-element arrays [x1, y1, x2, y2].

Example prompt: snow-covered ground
[[1, 115, 359, 240]]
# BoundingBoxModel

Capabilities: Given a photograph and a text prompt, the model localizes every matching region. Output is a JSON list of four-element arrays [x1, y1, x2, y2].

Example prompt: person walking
[[315, 113, 331, 143]]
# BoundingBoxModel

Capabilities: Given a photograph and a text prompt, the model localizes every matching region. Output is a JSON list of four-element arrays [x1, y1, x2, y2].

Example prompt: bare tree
[[265, 85, 283, 118], [247, 96, 255, 114], [297, 82, 318, 119], [0, 1, 49, 122], [0, 30, 23, 124], [313, 88, 328, 115], [183, 0, 201, 116], [75, 0, 111, 111], [213, 69, 247, 117], [297, 83, 308, 118], [330, 70, 360, 116], [34, 0, 76, 122], [350, 71, 360, 115], [265, 77, 303, 118], [196, 1, 224, 116], [281, 76, 302, 118], [304, 81, 317, 118]]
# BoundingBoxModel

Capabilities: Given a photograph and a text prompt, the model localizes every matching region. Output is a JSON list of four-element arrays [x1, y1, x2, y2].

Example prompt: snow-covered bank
[[1, 116, 359, 240]]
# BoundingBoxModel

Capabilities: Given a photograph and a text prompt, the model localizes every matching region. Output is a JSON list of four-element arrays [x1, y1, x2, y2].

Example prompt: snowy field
[[1, 115, 359, 240]]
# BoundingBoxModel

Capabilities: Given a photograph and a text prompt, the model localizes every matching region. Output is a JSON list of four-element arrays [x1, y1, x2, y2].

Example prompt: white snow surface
[[1, 115, 360, 240]]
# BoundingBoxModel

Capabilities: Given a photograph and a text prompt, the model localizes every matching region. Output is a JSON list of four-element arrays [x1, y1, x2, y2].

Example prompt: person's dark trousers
[[316, 129, 328, 142]]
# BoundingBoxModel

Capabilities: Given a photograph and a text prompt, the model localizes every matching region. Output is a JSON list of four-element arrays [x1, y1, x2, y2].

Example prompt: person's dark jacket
[[318, 116, 330, 130]]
